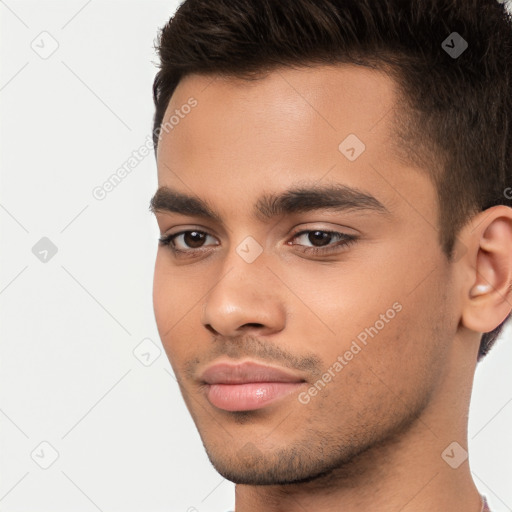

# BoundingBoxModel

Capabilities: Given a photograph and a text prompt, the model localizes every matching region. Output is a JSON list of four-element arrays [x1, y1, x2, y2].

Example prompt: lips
[[200, 361, 306, 411]]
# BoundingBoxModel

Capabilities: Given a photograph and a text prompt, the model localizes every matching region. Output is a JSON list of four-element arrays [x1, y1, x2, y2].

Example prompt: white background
[[1, 1, 511, 511]]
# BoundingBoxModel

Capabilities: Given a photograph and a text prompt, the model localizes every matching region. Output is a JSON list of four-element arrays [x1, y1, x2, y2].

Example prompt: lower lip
[[206, 382, 303, 411]]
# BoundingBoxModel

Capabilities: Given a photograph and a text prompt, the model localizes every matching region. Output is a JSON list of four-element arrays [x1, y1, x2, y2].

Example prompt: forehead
[[155, 64, 436, 224], [157, 63, 397, 162]]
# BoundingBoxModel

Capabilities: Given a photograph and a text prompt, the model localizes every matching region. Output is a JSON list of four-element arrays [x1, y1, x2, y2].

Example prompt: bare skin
[[151, 64, 512, 512]]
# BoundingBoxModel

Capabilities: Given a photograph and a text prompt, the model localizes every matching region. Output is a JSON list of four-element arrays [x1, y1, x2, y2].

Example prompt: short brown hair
[[152, 0, 512, 359]]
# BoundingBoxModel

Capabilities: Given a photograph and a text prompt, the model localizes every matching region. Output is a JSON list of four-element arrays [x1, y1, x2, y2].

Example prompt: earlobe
[[469, 283, 493, 299], [460, 206, 512, 334]]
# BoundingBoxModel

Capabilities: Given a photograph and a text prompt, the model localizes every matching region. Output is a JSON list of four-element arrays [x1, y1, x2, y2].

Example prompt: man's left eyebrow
[[149, 183, 391, 222], [253, 183, 391, 221]]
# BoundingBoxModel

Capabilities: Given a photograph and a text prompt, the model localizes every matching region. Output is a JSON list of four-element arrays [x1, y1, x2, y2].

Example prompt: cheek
[[152, 256, 212, 367], [345, 272, 452, 398], [291, 255, 450, 390], [152, 255, 198, 327], [152, 256, 172, 331], [297, 290, 449, 437], [277, 263, 404, 353], [153, 257, 191, 349]]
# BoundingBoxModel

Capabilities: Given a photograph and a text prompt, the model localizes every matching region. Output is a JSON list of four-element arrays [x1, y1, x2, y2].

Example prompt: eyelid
[[288, 228, 354, 244], [159, 230, 219, 251]]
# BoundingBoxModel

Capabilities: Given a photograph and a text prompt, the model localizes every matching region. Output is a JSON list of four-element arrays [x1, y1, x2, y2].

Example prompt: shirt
[[482, 495, 491, 512]]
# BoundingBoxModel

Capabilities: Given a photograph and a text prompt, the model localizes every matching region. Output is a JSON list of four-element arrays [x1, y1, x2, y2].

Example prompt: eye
[[158, 228, 358, 258], [288, 229, 358, 255], [158, 230, 218, 255]]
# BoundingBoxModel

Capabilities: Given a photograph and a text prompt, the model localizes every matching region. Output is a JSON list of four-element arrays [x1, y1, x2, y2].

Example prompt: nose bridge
[[201, 236, 285, 335], [217, 230, 268, 288], [210, 236, 270, 308]]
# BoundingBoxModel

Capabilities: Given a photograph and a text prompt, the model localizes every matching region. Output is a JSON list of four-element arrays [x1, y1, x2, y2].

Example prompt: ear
[[459, 205, 512, 334]]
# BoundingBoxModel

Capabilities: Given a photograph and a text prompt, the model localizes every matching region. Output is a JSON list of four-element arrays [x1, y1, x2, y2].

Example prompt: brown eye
[[158, 230, 219, 254], [289, 229, 358, 255], [307, 231, 333, 247], [182, 231, 207, 248]]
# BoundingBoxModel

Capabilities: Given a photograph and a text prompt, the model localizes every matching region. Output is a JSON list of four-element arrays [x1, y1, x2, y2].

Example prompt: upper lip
[[200, 360, 306, 385]]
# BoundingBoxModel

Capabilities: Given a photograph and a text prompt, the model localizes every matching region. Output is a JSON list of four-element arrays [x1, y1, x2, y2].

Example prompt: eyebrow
[[149, 183, 391, 222]]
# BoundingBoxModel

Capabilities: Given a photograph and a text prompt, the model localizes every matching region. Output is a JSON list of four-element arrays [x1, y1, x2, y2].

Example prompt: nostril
[[204, 324, 218, 335]]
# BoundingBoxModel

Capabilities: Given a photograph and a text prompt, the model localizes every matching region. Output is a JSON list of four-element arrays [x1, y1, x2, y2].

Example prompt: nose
[[201, 253, 286, 338]]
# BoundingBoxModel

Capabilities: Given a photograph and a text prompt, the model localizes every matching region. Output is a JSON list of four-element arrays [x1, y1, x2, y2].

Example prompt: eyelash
[[158, 229, 358, 257]]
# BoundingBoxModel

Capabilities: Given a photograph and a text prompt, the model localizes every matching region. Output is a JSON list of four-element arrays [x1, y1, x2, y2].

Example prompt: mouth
[[200, 360, 307, 412]]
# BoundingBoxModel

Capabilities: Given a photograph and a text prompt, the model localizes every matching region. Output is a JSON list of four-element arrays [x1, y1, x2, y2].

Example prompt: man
[[149, 1, 512, 510]]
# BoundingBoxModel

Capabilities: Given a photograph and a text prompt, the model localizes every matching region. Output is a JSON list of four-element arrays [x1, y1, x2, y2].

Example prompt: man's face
[[152, 65, 457, 484]]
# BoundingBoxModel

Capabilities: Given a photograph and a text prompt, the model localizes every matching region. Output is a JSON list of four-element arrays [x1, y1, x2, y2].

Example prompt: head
[[150, 0, 512, 486]]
